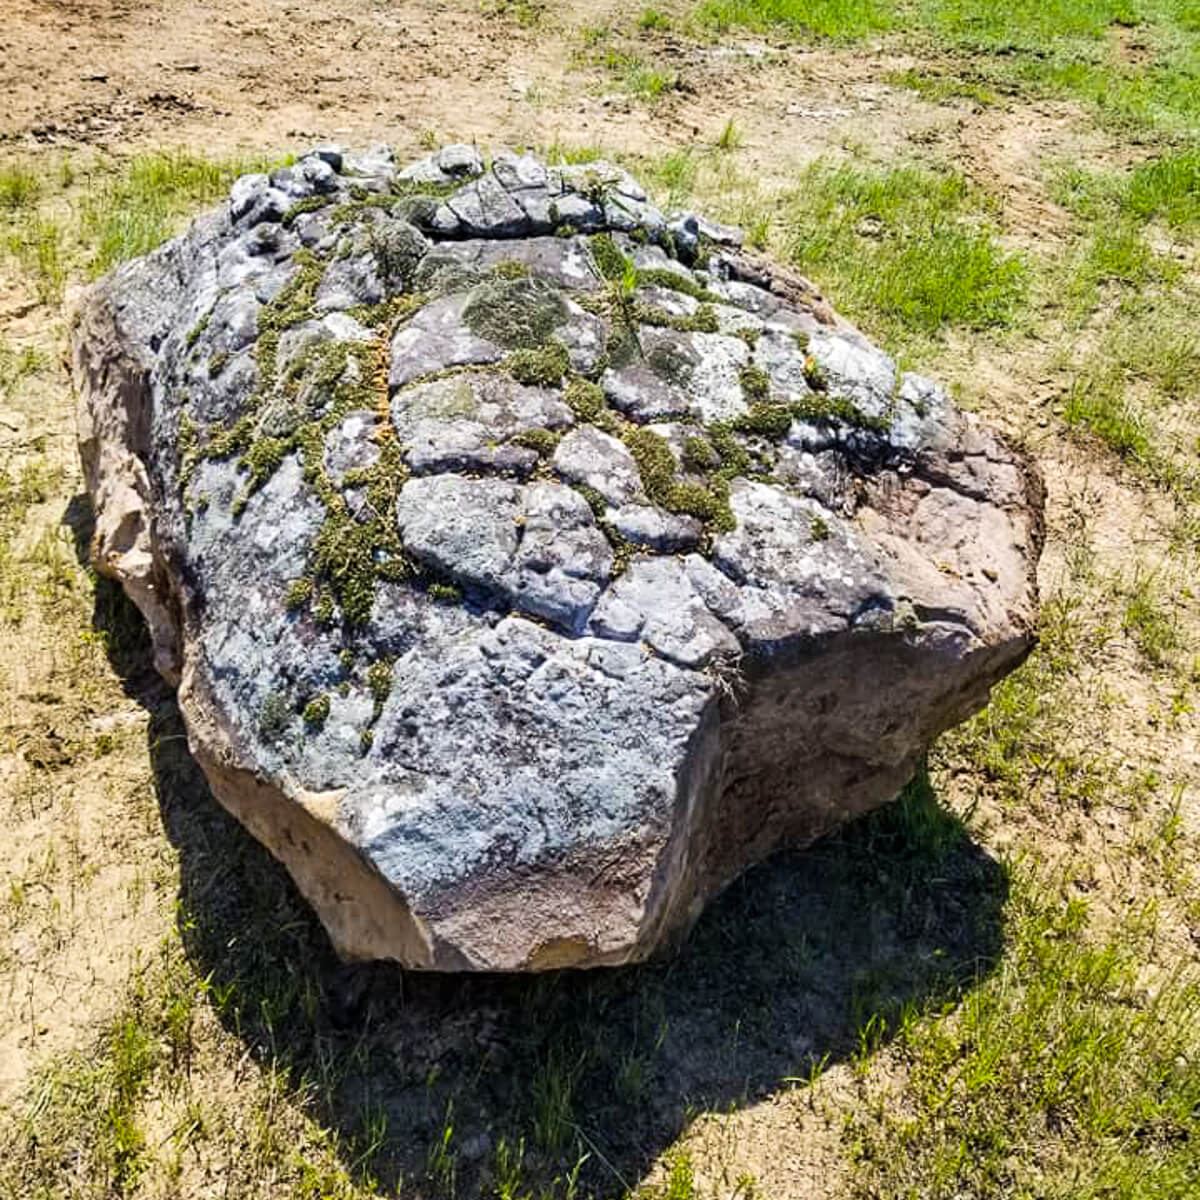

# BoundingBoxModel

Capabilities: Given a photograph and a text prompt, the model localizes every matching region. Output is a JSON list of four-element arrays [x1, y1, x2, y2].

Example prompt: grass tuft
[[0, 162, 41, 211]]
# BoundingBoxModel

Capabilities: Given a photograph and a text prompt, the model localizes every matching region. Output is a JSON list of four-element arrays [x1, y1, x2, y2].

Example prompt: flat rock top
[[79, 144, 1040, 965]]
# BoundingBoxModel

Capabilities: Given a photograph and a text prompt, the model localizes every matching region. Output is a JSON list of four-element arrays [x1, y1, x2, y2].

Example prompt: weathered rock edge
[[72, 144, 1045, 971]]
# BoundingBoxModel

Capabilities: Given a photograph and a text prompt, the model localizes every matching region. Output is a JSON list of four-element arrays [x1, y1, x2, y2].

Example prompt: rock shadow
[[66, 495, 1010, 1198]]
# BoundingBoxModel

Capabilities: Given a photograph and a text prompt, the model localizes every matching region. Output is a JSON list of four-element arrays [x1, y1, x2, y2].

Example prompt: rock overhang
[[71, 142, 1045, 971]]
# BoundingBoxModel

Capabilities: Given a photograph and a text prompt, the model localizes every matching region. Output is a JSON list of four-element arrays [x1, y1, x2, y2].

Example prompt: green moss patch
[[624, 427, 735, 532], [511, 427, 563, 456], [302, 694, 331, 729], [462, 277, 570, 349], [504, 340, 570, 386]]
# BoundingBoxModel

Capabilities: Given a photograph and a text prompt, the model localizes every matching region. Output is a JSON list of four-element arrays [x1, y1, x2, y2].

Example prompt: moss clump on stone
[[575, 485, 608, 518], [512, 427, 563, 456], [367, 659, 394, 720], [802, 354, 827, 392], [624, 427, 734, 532], [304, 433, 414, 627], [282, 195, 332, 228], [360, 729, 375, 754], [504, 340, 570, 387], [810, 515, 830, 541], [708, 423, 751, 477], [682, 435, 720, 473], [589, 232, 628, 283], [204, 414, 255, 461], [739, 362, 771, 403], [793, 391, 890, 434], [313, 592, 337, 626], [303, 694, 331, 729], [735, 327, 760, 349], [428, 582, 463, 604], [285, 577, 313, 611], [207, 351, 230, 378], [735, 403, 793, 441], [462, 277, 569, 350], [185, 309, 211, 350], [635, 267, 718, 304], [564, 376, 605, 421], [259, 692, 291, 742], [240, 436, 288, 490], [634, 301, 719, 336], [367, 660, 393, 702], [492, 260, 531, 280]]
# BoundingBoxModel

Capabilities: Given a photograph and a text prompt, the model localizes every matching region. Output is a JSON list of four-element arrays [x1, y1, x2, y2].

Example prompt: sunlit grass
[[79, 152, 275, 277], [780, 161, 1026, 335], [846, 877, 1200, 1199], [695, 0, 895, 38]]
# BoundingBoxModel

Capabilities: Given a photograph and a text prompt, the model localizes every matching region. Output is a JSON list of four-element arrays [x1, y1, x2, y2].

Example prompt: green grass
[[1055, 151, 1200, 231], [1121, 568, 1182, 666], [638, 6, 673, 30], [887, 66, 999, 104], [780, 161, 1026, 335], [845, 877, 1200, 1199], [1126, 148, 1200, 227], [1044, 150, 1200, 491], [695, 0, 896, 39], [919, 0, 1140, 45], [79, 152, 275, 277], [696, 0, 1200, 131], [0, 163, 41, 211]]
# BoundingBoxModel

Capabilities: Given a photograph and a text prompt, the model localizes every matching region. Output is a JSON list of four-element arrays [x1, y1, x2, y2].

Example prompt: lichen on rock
[[72, 144, 1045, 971]]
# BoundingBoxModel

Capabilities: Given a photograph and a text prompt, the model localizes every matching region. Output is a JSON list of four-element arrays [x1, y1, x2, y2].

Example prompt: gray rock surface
[[72, 146, 1044, 971]]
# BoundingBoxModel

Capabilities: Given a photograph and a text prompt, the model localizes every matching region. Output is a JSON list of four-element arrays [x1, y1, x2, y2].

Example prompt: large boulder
[[72, 144, 1043, 971]]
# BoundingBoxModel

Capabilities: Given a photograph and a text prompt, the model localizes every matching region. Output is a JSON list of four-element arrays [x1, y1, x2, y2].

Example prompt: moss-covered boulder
[[72, 145, 1043, 971]]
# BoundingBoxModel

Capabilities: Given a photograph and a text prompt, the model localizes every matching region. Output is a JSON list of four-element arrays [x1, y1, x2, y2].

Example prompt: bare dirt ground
[[1, 1, 1197, 1197]]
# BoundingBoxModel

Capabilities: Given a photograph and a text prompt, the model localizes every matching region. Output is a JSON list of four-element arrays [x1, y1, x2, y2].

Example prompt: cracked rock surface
[[72, 144, 1044, 970]]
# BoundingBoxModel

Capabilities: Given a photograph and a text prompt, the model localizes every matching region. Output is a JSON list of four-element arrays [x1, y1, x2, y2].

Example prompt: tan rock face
[[72, 146, 1043, 971]]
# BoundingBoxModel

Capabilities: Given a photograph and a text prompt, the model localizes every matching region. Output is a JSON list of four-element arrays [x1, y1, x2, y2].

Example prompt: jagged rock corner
[[71, 144, 1044, 971]]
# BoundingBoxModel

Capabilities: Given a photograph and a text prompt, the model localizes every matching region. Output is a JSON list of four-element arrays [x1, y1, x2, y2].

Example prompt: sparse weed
[[0, 338, 48, 398], [481, 0, 548, 27], [716, 117, 743, 151], [6, 215, 67, 304], [1062, 369, 1154, 466], [887, 67, 997, 105], [1121, 568, 1181, 667]]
